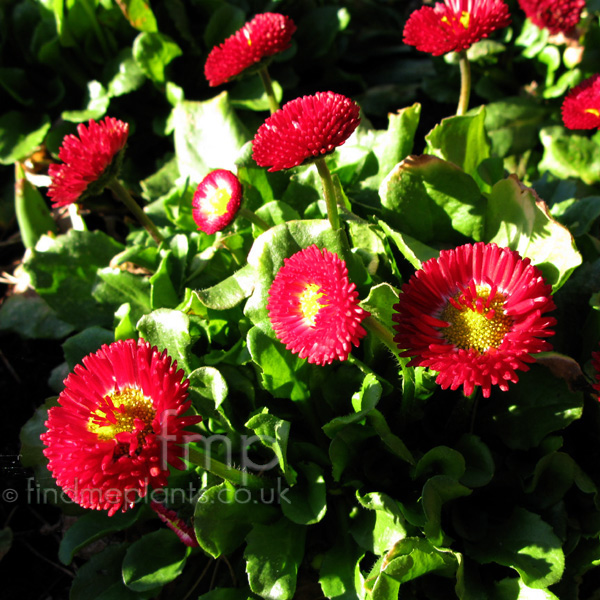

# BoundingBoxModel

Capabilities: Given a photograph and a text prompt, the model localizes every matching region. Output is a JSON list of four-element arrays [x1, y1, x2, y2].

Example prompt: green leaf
[[425, 107, 491, 192], [107, 49, 146, 97], [367, 410, 415, 465], [255, 201, 301, 228], [198, 590, 259, 600], [245, 518, 306, 600], [23, 230, 124, 329], [553, 195, 600, 237], [71, 543, 158, 600], [195, 263, 257, 310], [0, 294, 74, 339], [525, 452, 577, 509], [319, 540, 363, 600], [194, 481, 276, 559], [189, 366, 228, 408], [150, 250, 180, 309], [247, 321, 310, 402], [0, 111, 50, 164], [115, 0, 158, 32], [92, 267, 152, 322], [422, 475, 472, 547], [62, 326, 115, 369], [379, 155, 485, 244], [137, 309, 195, 373], [377, 221, 439, 270], [360, 282, 400, 339], [492, 577, 559, 600], [132, 32, 182, 85], [0, 527, 12, 561], [122, 529, 191, 592], [230, 75, 284, 112], [484, 176, 581, 291], [352, 491, 408, 555], [172, 93, 249, 178], [59, 509, 142, 565], [360, 103, 422, 190], [467, 507, 565, 588], [366, 538, 458, 597], [414, 446, 466, 480], [322, 373, 381, 438], [456, 434, 494, 488], [489, 363, 583, 450], [281, 461, 327, 525], [14, 163, 56, 248], [484, 97, 549, 158], [245, 408, 295, 484], [114, 303, 137, 341], [539, 126, 600, 185], [62, 80, 110, 122]]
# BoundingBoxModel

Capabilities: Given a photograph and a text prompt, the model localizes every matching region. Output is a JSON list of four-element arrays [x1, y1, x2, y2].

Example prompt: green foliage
[[8, 1, 600, 598]]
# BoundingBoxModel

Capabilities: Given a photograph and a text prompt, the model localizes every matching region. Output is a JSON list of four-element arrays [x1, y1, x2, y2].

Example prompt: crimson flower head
[[48, 116, 129, 208], [252, 92, 361, 172], [517, 0, 585, 35], [192, 169, 243, 234], [41, 339, 202, 516], [151, 501, 199, 547], [403, 0, 511, 56], [267, 245, 370, 366], [204, 12, 296, 87], [562, 75, 600, 130], [392, 243, 556, 398]]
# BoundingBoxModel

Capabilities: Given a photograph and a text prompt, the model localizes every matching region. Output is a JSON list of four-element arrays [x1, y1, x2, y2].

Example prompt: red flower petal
[[562, 74, 600, 130], [392, 243, 556, 398], [517, 0, 585, 34], [252, 92, 361, 172], [204, 12, 296, 87], [192, 169, 243, 234], [267, 245, 370, 366], [41, 339, 202, 515], [48, 117, 129, 208], [150, 501, 199, 547], [403, 0, 511, 56]]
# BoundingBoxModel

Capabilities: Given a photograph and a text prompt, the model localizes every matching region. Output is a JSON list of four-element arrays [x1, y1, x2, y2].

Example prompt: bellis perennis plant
[[12, 3, 600, 599]]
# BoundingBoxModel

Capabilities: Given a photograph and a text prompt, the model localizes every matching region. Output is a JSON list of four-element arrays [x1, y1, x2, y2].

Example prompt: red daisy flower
[[41, 339, 201, 516], [204, 12, 296, 87], [562, 74, 600, 130], [48, 116, 129, 208], [192, 169, 243, 234], [517, 0, 585, 35], [267, 245, 369, 366], [392, 243, 556, 398], [252, 91, 361, 172], [403, 0, 511, 56], [150, 501, 199, 547]]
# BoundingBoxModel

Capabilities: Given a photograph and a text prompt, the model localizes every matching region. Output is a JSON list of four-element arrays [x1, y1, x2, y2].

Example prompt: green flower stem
[[238, 206, 270, 231], [363, 315, 402, 361], [456, 50, 471, 117], [258, 67, 280, 114], [107, 179, 164, 245], [187, 446, 273, 490], [315, 157, 341, 231]]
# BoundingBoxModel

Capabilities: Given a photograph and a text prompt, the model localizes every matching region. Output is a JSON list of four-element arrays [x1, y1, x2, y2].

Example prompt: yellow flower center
[[585, 108, 600, 117], [441, 11, 470, 29], [298, 283, 326, 327], [88, 387, 155, 443], [204, 186, 231, 217], [459, 11, 470, 29], [440, 286, 513, 354]]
